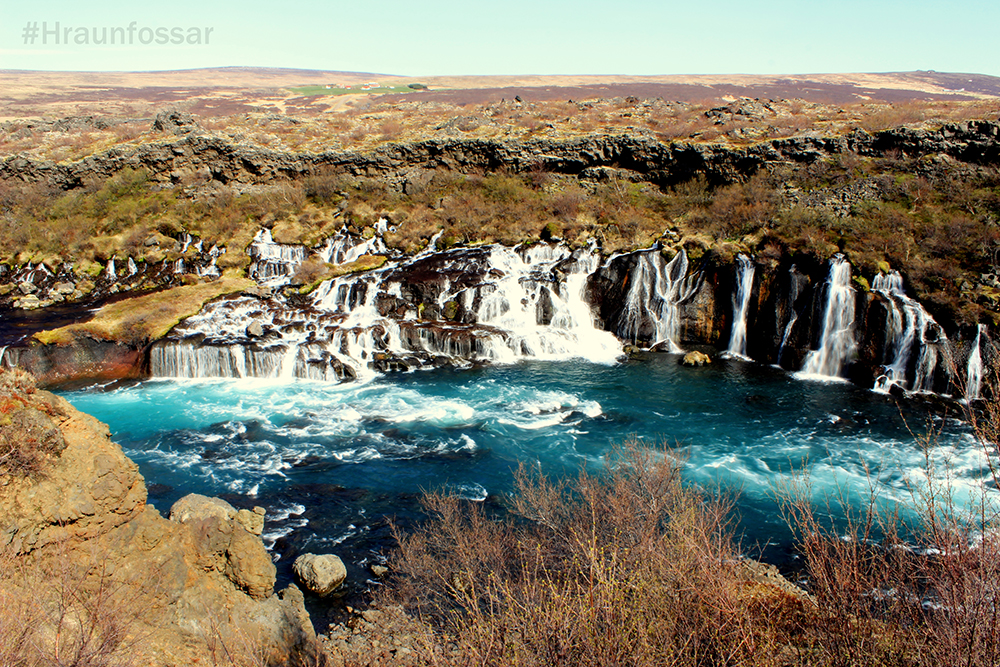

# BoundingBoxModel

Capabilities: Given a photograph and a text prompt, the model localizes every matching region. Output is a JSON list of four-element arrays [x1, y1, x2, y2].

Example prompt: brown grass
[[0, 368, 66, 479], [386, 439, 803, 666], [33, 275, 253, 346]]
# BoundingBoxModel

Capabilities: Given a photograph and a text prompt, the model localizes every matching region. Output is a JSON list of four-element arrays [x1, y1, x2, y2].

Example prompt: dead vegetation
[[0, 368, 66, 479], [369, 388, 1000, 667]]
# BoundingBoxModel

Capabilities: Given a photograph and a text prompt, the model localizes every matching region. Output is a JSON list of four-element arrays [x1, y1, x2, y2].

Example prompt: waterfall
[[127, 258, 138, 276], [318, 228, 387, 265], [723, 254, 754, 360], [104, 258, 116, 281], [447, 244, 621, 364], [248, 229, 309, 285], [151, 236, 624, 381], [619, 249, 695, 352], [966, 324, 985, 401], [800, 255, 856, 379], [777, 266, 807, 365], [0, 346, 7, 368], [871, 271, 946, 393]]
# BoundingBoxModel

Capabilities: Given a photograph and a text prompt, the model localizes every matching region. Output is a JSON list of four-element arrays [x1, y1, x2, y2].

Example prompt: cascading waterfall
[[724, 254, 754, 360], [104, 258, 116, 281], [777, 266, 807, 365], [619, 249, 695, 352], [151, 229, 623, 382], [800, 255, 856, 379], [248, 229, 309, 285], [871, 271, 946, 393], [966, 324, 985, 401], [468, 244, 621, 364]]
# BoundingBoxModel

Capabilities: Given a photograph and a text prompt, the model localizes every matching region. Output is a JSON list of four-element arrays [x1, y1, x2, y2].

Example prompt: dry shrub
[[0, 540, 165, 667], [780, 387, 1000, 667], [387, 439, 793, 667], [0, 368, 66, 478]]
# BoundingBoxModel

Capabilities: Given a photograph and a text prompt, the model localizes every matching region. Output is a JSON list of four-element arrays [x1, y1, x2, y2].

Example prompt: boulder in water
[[293, 553, 347, 596], [681, 351, 712, 366]]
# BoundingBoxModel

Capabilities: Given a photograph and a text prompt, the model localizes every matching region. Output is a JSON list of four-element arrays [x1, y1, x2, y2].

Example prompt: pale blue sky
[[2, 0, 997, 76]]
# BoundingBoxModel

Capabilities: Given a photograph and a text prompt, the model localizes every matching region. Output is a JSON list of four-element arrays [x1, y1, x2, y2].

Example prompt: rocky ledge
[[0, 367, 320, 666], [2, 121, 999, 191]]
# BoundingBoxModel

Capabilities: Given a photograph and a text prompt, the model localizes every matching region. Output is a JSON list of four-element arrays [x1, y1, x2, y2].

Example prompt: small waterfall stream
[[966, 324, 985, 401], [800, 255, 856, 379], [723, 254, 754, 360], [871, 271, 946, 393], [619, 249, 696, 352]]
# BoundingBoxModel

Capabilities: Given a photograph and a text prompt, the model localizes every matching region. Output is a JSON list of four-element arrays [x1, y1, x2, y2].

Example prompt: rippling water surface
[[61, 354, 984, 592]]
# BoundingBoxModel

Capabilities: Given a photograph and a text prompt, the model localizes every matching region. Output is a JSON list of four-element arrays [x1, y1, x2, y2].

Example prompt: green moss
[[853, 276, 871, 292]]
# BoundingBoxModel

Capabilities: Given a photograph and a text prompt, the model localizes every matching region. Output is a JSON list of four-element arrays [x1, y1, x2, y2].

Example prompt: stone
[[681, 351, 712, 366], [246, 321, 264, 338], [236, 507, 265, 536], [293, 553, 347, 596], [16, 294, 42, 310], [51, 281, 75, 294], [152, 110, 197, 134], [371, 564, 388, 577], [169, 493, 237, 524], [225, 524, 277, 599], [18, 281, 37, 295]]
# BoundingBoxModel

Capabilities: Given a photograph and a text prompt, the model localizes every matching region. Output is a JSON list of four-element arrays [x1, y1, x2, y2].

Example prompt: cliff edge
[[0, 367, 320, 666]]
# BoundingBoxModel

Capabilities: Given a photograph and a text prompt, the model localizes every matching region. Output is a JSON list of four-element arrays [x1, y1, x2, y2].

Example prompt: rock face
[[293, 553, 348, 596], [2, 338, 148, 388], [1, 121, 998, 191], [0, 369, 319, 666]]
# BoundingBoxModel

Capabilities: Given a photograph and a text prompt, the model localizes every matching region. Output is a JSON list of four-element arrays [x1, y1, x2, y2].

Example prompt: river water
[[60, 353, 986, 598]]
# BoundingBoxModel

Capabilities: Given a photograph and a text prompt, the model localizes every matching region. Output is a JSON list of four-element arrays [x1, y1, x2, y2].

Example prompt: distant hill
[[1, 69, 998, 120]]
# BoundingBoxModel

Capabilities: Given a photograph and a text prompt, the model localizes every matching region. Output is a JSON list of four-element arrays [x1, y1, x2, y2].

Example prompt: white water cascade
[[800, 255, 857, 379], [619, 249, 697, 352], [966, 324, 985, 401], [248, 229, 309, 286], [460, 244, 622, 364], [723, 254, 754, 360], [151, 231, 625, 382], [871, 271, 946, 393]]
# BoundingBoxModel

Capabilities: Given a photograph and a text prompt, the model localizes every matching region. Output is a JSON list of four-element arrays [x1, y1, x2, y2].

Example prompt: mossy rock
[[853, 276, 870, 292]]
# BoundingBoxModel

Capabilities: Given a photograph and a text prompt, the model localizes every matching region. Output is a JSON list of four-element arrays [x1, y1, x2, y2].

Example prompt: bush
[[0, 369, 66, 479], [386, 439, 798, 666]]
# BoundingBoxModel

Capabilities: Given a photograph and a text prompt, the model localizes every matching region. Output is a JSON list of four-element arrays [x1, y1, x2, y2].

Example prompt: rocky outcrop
[[2, 337, 148, 388], [681, 350, 712, 366], [2, 121, 998, 192], [0, 368, 320, 666], [293, 553, 347, 596]]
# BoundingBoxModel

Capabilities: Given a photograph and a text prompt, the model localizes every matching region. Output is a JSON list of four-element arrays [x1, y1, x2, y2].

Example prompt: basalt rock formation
[[0, 368, 320, 666], [2, 121, 999, 191]]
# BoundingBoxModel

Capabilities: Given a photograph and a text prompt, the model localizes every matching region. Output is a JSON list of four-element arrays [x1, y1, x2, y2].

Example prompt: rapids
[[61, 354, 984, 591]]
